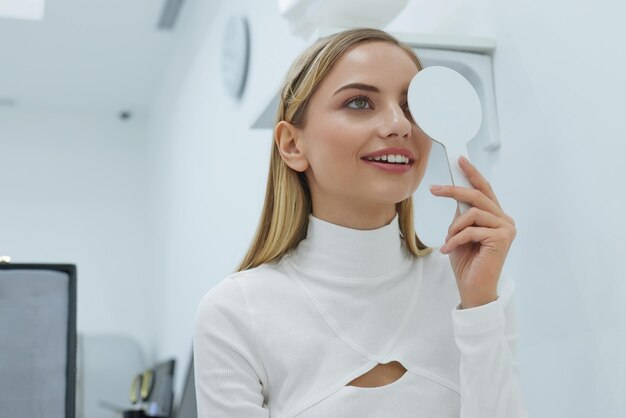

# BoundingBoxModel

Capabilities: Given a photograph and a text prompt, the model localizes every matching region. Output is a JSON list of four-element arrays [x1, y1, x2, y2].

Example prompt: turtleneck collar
[[287, 212, 407, 278]]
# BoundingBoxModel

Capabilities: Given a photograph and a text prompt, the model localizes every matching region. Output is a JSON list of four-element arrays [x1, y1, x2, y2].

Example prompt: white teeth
[[365, 154, 410, 164]]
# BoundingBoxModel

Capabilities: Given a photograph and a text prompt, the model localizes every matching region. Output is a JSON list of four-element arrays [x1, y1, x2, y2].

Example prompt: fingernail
[[460, 156, 469, 165], [440, 244, 448, 253], [430, 185, 441, 192]]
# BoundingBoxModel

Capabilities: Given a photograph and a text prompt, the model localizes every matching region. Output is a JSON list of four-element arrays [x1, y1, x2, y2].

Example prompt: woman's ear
[[275, 121, 309, 172]]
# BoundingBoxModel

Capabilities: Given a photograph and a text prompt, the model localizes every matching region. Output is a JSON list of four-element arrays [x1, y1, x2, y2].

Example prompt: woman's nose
[[378, 103, 412, 139]]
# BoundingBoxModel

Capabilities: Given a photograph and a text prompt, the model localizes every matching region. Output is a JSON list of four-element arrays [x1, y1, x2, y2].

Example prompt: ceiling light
[[0, 0, 45, 21]]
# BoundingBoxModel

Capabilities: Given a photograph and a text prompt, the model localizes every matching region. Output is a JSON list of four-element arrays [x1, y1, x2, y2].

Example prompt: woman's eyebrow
[[333, 83, 379, 96]]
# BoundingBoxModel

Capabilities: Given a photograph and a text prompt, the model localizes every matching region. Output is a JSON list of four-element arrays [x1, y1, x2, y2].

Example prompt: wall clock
[[221, 15, 250, 99]]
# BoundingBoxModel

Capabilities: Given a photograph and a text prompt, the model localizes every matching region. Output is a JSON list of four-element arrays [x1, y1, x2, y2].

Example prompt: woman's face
[[290, 41, 432, 226]]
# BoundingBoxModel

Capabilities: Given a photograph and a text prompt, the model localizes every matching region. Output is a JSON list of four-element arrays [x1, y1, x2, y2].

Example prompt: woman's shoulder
[[230, 256, 295, 292], [197, 257, 294, 314]]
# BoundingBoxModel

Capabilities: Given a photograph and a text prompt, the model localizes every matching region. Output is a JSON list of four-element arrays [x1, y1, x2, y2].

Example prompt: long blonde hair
[[237, 28, 433, 272]]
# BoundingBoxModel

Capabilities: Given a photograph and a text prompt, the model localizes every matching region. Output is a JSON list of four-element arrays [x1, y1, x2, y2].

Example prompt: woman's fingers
[[445, 207, 507, 239], [430, 158, 515, 226], [441, 224, 516, 254], [458, 156, 502, 208], [430, 184, 507, 220]]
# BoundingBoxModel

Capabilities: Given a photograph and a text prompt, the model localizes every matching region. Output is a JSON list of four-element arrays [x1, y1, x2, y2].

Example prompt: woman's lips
[[361, 147, 415, 161], [361, 159, 413, 173]]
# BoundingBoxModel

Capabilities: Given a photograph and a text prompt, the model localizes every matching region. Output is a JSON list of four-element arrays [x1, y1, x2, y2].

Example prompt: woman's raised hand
[[429, 156, 517, 309]]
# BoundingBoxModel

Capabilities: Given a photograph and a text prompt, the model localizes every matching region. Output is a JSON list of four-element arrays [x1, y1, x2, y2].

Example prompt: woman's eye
[[346, 97, 371, 110], [402, 103, 415, 123]]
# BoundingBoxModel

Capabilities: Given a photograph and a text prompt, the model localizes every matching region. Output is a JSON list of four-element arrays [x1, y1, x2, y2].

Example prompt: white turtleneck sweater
[[194, 214, 529, 418]]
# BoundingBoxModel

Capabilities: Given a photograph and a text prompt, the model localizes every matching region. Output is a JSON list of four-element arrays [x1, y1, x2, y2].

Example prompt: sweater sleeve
[[194, 277, 269, 418], [451, 271, 530, 418]]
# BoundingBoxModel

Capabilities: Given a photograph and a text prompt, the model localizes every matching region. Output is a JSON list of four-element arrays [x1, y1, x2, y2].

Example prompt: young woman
[[194, 28, 528, 417]]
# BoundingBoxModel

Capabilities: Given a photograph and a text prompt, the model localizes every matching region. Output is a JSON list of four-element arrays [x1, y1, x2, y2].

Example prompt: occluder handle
[[445, 147, 472, 215]]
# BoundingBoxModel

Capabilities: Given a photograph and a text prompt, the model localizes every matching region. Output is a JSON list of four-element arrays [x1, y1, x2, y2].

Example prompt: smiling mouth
[[361, 156, 413, 165]]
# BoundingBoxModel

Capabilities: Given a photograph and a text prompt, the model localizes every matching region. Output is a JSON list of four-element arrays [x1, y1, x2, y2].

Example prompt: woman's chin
[[362, 192, 414, 207]]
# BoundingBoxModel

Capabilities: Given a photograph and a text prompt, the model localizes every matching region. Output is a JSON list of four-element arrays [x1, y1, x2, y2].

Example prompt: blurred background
[[1, 0, 625, 417]]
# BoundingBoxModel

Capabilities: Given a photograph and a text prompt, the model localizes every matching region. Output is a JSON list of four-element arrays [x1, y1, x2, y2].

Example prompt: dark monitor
[[145, 359, 176, 418], [0, 263, 77, 418], [174, 353, 197, 418]]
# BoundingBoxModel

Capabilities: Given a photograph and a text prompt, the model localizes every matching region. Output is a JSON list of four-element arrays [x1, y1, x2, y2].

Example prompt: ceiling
[[0, 0, 182, 115]]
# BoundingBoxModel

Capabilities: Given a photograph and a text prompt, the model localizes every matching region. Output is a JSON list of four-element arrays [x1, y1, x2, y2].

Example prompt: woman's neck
[[310, 204, 398, 230], [288, 211, 406, 278]]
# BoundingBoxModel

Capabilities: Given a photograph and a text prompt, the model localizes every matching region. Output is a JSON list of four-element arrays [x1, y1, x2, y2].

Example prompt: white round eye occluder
[[408, 66, 482, 215]]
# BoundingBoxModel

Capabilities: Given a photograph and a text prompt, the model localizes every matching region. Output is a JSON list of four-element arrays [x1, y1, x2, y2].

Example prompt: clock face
[[221, 15, 250, 99]]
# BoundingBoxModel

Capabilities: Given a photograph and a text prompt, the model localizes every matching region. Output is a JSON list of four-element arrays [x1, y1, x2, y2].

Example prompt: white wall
[[0, 108, 153, 353], [492, 3, 626, 415], [146, 0, 308, 395], [146, 0, 624, 415]]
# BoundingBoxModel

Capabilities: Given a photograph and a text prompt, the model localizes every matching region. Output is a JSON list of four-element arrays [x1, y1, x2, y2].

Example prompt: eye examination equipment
[[407, 65, 483, 215]]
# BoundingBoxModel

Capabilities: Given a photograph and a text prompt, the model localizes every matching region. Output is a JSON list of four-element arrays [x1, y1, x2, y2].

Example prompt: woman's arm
[[194, 278, 269, 418], [451, 272, 530, 418]]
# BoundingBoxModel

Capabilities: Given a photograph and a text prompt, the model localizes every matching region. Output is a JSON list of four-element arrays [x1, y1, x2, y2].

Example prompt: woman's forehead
[[319, 42, 419, 92]]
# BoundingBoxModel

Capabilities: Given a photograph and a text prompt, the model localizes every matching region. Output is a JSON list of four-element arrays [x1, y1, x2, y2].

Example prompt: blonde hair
[[236, 28, 433, 272]]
